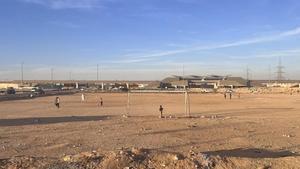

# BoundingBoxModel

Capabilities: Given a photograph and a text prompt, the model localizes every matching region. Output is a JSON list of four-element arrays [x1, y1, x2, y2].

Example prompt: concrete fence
[[0, 90, 77, 102]]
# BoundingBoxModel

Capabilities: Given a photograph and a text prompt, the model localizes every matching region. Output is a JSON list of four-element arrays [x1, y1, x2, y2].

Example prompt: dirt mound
[[0, 156, 52, 169], [99, 148, 216, 169], [1, 148, 300, 169], [1, 148, 216, 169]]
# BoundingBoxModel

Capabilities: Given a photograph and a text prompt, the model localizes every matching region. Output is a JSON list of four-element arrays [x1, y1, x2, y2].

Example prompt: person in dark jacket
[[159, 105, 164, 118]]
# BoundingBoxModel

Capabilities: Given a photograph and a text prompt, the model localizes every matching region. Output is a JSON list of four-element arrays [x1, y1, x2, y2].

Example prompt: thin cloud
[[125, 26, 300, 60], [102, 57, 157, 64], [47, 21, 81, 28], [20, 0, 102, 10], [229, 49, 300, 60]]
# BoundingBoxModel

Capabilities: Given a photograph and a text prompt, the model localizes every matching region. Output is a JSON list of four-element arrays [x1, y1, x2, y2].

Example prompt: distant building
[[0, 83, 20, 89], [161, 75, 249, 89], [262, 81, 300, 88]]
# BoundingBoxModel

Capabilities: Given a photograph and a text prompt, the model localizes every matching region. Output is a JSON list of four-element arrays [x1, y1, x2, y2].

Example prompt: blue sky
[[0, 0, 300, 80]]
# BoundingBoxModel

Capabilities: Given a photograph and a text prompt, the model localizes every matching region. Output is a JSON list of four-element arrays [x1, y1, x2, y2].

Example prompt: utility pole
[[21, 62, 24, 84], [268, 65, 271, 83], [183, 64, 185, 77], [126, 83, 130, 117], [97, 64, 99, 81]]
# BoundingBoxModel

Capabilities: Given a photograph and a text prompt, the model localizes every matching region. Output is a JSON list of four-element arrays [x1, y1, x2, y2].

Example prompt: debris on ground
[[0, 148, 218, 169]]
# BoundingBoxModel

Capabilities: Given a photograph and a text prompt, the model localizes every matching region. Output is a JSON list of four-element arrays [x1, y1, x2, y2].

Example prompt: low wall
[[0, 91, 77, 102]]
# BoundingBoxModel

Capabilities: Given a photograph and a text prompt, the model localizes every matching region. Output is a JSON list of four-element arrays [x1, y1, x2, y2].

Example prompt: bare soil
[[1, 93, 300, 168]]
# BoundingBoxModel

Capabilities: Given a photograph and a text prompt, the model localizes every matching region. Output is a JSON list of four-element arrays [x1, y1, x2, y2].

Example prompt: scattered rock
[[224, 116, 231, 120], [188, 125, 197, 128], [257, 165, 271, 169], [63, 155, 72, 162], [119, 150, 125, 155], [3, 147, 292, 169], [172, 154, 183, 161], [282, 134, 294, 138], [131, 147, 145, 155], [211, 115, 218, 119]]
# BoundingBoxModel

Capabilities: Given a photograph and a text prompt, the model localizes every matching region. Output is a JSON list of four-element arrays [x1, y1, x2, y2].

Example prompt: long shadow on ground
[[204, 148, 299, 158], [0, 115, 112, 127]]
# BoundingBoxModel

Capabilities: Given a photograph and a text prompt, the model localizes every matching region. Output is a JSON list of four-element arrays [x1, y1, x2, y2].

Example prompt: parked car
[[6, 87, 16, 95], [31, 87, 45, 95]]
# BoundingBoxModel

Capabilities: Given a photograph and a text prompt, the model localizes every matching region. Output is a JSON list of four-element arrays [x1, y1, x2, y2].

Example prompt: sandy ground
[[1, 92, 300, 168]]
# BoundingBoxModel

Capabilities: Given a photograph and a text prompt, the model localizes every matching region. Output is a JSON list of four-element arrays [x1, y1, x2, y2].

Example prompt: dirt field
[[1, 92, 300, 168]]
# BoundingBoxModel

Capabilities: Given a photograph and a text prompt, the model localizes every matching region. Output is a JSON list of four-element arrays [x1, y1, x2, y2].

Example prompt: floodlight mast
[[126, 83, 130, 117], [51, 68, 54, 81], [97, 64, 99, 81]]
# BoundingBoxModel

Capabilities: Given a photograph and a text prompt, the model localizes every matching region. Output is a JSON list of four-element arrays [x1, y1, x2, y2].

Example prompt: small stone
[[283, 134, 292, 138], [188, 125, 197, 128], [189, 150, 196, 156], [63, 155, 72, 162], [257, 165, 271, 169], [131, 147, 142, 155], [172, 154, 183, 161]]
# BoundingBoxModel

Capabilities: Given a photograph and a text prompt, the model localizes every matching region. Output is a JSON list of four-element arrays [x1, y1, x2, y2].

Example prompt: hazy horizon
[[1, 0, 300, 80]]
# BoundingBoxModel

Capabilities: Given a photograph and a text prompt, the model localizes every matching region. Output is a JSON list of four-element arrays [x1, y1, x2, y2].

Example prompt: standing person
[[224, 93, 227, 99], [54, 96, 60, 109], [100, 97, 103, 107], [229, 92, 232, 100], [81, 93, 85, 102], [159, 105, 164, 118]]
